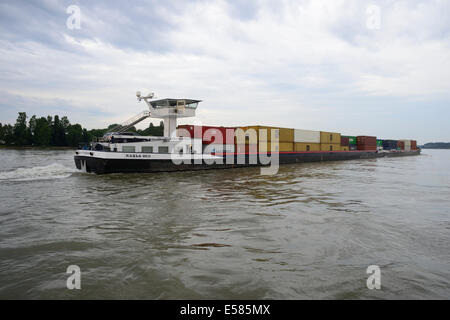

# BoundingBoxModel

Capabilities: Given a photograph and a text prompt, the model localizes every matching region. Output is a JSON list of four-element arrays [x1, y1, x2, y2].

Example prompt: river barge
[[74, 92, 420, 174]]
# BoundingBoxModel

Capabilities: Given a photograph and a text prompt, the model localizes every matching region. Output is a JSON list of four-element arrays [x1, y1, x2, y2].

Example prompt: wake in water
[[0, 163, 78, 181]]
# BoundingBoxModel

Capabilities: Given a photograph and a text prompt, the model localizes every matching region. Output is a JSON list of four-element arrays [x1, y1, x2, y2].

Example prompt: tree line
[[421, 142, 450, 149], [0, 112, 164, 147]]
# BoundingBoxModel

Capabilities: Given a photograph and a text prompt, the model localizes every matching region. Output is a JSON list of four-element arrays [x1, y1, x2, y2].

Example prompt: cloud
[[0, 0, 449, 142]]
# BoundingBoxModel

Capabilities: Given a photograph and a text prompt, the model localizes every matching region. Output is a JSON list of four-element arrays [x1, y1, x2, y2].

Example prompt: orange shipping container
[[320, 143, 340, 151], [235, 126, 294, 143], [294, 142, 320, 152], [320, 132, 341, 144], [258, 141, 293, 152]]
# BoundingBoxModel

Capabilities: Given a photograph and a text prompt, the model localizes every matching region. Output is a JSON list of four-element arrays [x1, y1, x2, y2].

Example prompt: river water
[[0, 148, 448, 299]]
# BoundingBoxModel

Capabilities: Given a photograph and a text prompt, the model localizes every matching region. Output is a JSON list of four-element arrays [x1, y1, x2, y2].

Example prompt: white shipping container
[[400, 139, 411, 151], [294, 129, 321, 143]]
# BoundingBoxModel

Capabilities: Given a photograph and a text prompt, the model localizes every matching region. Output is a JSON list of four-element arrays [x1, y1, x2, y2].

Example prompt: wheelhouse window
[[150, 99, 199, 109], [141, 146, 153, 153], [158, 146, 169, 153], [122, 146, 135, 153]]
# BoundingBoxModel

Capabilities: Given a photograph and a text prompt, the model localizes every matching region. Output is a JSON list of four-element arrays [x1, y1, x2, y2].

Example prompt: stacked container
[[342, 136, 357, 150], [320, 131, 341, 151], [177, 125, 235, 144], [377, 139, 383, 151], [234, 125, 294, 153], [411, 140, 417, 150], [233, 126, 257, 153], [382, 140, 398, 150], [293, 129, 321, 152], [177, 125, 235, 154], [340, 136, 350, 151], [399, 140, 411, 151], [357, 136, 377, 151]]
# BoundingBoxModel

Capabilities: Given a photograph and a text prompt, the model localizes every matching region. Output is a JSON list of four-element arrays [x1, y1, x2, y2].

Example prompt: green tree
[[13, 112, 28, 145], [66, 124, 83, 147], [34, 117, 51, 146], [107, 124, 120, 130], [61, 116, 70, 131], [2, 124, 14, 145], [141, 121, 164, 136], [82, 128, 91, 143], [27, 115, 37, 145], [51, 115, 67, 146]]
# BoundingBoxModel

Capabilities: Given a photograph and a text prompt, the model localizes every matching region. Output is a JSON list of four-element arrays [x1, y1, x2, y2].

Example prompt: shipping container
[[343, 136, 357, 145], [349, 144, 357, 151], [382, 140, 398, 150], [411, 140, 417, 150], [258, 141, 293, 153], [177, 125, 235, 144], [294, 129, 320, 143], [340, 146, 349, 151], [399, 140, 411, 151], [357, 136, 377, 151], [397, 140, 405, 150], [203, 127, 235, 144], [357, 136, 377, 145], [234, 126, 257, 144], [377, 139, 383, 147], [320, 143, 340, 151], [320, 131, 341, 144], [340, 136, 350, 146], [239, 125, 294, 142], [294, 142, 321, 152]]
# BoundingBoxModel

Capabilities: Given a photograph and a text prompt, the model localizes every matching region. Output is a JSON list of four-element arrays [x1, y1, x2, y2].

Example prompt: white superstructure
[[88, 92, 219, 159]]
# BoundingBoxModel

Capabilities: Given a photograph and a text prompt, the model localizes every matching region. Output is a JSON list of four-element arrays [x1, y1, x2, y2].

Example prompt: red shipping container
[[357, 136, 377, 150], [177, 125, 235, 144], [411, 140, 417, 150], [340, 136, 350, 146], [398, 141, 405, 150]]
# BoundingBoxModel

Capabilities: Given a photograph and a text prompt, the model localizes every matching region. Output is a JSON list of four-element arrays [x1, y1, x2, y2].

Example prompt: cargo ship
[[74, 92, 420, 174]]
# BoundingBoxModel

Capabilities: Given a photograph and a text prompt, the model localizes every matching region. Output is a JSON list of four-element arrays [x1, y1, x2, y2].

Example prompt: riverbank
[[421, 142, 450, 149]]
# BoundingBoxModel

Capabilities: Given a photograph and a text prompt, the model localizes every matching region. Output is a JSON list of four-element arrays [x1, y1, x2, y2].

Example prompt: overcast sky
[[0, 0, 449, 143]]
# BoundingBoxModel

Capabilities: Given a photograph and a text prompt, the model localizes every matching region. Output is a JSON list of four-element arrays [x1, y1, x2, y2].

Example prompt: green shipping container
[[377, 139, 383, 147], [343, 136, 357, 145]]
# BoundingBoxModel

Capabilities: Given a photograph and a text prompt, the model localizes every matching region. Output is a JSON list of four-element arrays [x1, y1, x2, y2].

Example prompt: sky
[[0, 0, 449, 143]]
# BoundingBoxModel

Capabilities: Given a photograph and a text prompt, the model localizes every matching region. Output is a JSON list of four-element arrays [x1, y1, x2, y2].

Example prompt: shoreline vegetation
[[420, 143, 450, 149], [0, 112, 164, 148]]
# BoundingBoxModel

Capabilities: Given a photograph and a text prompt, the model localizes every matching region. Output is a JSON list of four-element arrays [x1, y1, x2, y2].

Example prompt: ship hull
[[74, 149, 420, 174]]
